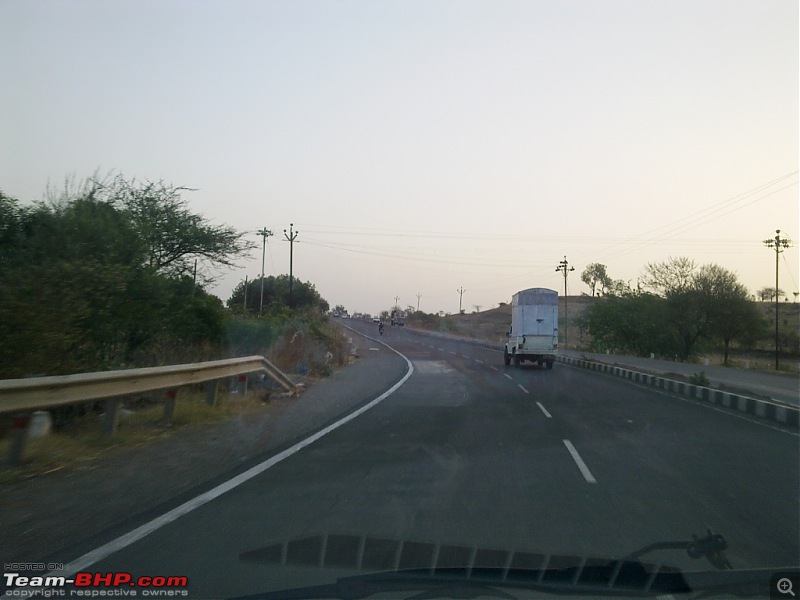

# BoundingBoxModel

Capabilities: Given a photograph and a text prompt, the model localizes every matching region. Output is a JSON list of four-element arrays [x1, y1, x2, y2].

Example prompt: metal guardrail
[[0, 356, 295, 414], [1, 356, 297, 465]]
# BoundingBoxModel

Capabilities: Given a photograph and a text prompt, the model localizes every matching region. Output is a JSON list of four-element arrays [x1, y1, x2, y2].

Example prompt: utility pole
[[555, 256, 575, 348], [257, 227, 273, 315], [243, 275, 248, 312], [416, 293, 422, 312], [283, 223, 298, 306], [394, 295, 400, 309], [457, 287, 466, 314], [763, 229, 791, 370]]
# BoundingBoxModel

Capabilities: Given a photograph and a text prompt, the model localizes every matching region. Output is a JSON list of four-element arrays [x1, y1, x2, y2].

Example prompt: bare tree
[[641, 257, 697, 297]]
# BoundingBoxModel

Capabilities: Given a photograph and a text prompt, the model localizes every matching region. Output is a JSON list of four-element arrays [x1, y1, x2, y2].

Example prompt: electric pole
[[555, 256, 575, 348], [457, 287, 466, 314], [763, 229, 792, 370], [416, 293, 422, 312], [283, 224, 298, 306], [257, 227, 273, 315], [394, 295, 400, 309]]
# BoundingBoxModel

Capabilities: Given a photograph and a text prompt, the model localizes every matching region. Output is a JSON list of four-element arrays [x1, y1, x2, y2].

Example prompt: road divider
[[559, 355, 799, 431]]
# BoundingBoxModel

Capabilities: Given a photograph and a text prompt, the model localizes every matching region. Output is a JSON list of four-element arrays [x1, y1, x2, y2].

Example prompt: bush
[[688, 371, 710, 387]]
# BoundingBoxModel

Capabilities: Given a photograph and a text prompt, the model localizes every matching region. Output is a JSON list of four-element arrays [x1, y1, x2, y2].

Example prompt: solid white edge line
[[536, 401, 553, 418], [23, 326, 414, 589], [563, 439, 597, 484]]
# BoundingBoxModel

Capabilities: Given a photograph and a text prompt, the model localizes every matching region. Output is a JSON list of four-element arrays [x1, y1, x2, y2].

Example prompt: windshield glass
[[1, 1, 798, 599]]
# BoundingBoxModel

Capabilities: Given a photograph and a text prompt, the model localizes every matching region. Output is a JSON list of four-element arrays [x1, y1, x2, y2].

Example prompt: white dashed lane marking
[[563, 440, 597, 484]]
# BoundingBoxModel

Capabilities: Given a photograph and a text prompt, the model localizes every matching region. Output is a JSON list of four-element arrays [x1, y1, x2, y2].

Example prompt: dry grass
[[0, 387, 275, 484]]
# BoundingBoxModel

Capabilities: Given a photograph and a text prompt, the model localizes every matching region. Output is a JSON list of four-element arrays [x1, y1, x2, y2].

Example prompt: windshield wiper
[[622, 528, 733, 571], [232, 530, 794, 599]]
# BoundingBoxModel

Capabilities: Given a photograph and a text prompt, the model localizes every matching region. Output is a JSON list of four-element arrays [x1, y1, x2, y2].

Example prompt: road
[[11, 321, 799, 598]]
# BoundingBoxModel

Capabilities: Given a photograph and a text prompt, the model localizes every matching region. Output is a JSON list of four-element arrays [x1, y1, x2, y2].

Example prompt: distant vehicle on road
[[390, 309, 406, 327], [504, 288, 558, 369], [372, 317, 380, 323]]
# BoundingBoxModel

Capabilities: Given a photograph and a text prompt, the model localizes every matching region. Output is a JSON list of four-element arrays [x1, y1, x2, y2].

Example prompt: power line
[[577, 172, 798, 266]]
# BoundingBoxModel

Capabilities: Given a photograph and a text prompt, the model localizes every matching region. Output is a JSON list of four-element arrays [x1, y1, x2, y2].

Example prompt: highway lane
[[32, 321, 800, 599]]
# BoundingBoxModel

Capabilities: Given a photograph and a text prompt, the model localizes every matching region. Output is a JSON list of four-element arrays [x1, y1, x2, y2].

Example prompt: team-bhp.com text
[[3, 573, 189, 598]]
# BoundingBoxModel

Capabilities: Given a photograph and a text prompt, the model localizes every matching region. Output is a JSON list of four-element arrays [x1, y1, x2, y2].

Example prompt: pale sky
[[2, 0, 798, 316]]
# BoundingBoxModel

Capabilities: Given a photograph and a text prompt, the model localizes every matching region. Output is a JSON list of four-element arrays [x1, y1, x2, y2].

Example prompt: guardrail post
[[164, 390, 177, 421], [8, 413, 32, 465], [205, 380, 218, 406], [103, 398, 122, 435]]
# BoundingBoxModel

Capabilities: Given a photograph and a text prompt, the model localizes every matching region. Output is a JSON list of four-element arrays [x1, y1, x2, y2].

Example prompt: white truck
[[390, 309, 406, 326], [504, 288, 558, 369]]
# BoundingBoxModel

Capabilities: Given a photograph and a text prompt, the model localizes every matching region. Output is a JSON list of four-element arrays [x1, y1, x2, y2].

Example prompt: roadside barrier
[[1, 356, 297, 464]]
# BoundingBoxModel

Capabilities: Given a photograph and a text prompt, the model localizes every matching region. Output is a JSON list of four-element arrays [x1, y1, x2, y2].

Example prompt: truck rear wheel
[[546, 360, 554, 370], [513, 353, 521, 368], [503, 348, 511, 366]]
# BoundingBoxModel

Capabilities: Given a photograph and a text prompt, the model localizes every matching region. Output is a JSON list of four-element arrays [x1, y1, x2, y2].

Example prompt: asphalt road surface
[[10, 322, 799, 599]]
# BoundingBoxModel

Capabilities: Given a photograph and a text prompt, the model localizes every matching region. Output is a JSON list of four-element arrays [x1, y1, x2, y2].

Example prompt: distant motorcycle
[[378, 322, 384, 335]]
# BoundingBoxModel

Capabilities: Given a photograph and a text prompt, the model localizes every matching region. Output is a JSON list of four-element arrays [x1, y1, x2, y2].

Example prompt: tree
[[0, 191, 26, 264], [0, 178, 242, 377], [95, 175, 255, 281], [757, 287, 784, 302], [581, 263, 611, 296], [641, 257, 696, 296], [694, 265, 765, 366], [581, 259, 763, 362], [578, 291, 680, 357], [227, 275, 329, 315], [606, 279, 632, 296]]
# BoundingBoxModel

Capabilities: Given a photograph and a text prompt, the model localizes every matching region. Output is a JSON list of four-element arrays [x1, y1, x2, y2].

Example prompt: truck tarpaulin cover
[[512, 288, 558, 306]]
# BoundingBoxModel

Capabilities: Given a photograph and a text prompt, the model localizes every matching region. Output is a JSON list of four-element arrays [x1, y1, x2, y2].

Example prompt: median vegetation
[[578, 258, 798, 366]]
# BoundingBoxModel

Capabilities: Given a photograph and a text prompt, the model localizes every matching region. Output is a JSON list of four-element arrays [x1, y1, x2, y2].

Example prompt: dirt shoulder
[[1, 327, 407, 565]]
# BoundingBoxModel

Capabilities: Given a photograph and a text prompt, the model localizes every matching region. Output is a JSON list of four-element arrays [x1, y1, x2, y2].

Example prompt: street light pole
[[283, 224, 298, 307], [763, 229, 791, 370], [555, 256, 575, 349], [257, 227, 273, 315]]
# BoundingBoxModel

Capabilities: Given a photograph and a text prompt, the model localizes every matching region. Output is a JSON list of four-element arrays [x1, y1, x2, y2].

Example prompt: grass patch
[[0, 387, 275, 484]]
